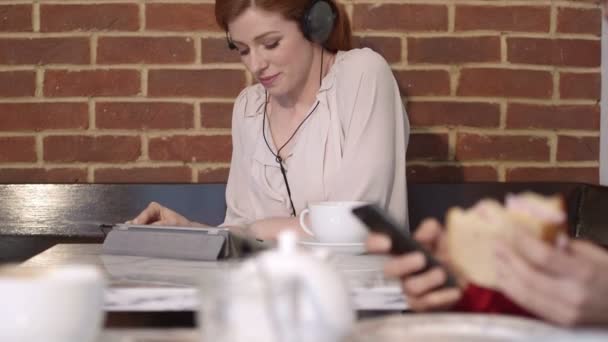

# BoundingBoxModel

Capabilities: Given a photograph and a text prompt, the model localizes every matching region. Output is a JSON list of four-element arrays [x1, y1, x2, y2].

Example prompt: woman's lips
[[259, 73, 279, 87]]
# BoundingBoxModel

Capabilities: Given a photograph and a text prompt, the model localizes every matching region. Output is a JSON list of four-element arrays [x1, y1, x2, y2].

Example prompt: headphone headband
[[225, 0, 337, 50]]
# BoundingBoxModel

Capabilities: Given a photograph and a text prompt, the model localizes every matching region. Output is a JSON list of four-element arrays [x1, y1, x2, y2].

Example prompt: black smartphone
[[352, 204, 457, 288]]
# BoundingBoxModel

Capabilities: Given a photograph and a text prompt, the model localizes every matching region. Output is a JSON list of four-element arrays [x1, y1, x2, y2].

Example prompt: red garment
[[453, 283, 535, 318]]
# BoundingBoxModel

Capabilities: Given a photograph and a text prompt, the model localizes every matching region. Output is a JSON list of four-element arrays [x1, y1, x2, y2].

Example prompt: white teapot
[[199, 231, 355, 342]]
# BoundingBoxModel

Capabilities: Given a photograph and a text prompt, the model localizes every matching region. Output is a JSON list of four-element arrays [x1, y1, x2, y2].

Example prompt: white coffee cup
[[0, 264, 106, 342], [299, 201, 369, 243]]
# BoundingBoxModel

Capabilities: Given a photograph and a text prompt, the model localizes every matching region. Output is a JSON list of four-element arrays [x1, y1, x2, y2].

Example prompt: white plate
[[351, 314, 608, 342], [298, 239, 366, 255]]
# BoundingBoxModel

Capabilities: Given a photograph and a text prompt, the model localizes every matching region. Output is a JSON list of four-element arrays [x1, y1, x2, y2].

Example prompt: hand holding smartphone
[[352, 204, 458, 288]]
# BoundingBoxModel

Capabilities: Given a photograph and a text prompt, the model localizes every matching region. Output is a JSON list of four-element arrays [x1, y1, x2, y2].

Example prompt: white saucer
[[298, 238, 366, 255]]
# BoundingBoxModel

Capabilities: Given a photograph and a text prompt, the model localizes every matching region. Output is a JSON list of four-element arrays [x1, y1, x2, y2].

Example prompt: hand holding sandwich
[[495, 230, 608, 327], [367, 192, 608, 327]]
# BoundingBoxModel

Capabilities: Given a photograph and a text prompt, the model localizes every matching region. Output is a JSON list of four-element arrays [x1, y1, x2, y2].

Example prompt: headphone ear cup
[[302, 0, 337, 44]]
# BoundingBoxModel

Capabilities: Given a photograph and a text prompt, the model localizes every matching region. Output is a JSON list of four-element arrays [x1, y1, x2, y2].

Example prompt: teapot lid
[[277, 230, 298, 254]]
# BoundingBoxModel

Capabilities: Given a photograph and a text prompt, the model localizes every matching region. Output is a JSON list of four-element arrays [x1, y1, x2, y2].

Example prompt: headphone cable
[[262, 49, 324, 217]]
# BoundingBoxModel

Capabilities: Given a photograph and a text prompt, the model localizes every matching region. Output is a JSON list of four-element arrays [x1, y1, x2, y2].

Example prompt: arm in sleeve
[[220, 95, 253, 229], [454, 284, 536, 318], [328, 51, 409, 226]]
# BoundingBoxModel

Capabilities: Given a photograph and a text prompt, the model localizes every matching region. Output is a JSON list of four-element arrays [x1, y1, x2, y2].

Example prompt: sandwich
[[445, 192, 567, 289]]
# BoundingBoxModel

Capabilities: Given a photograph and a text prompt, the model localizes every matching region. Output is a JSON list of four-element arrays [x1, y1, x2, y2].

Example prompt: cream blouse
[[221, 48, 410, 231]]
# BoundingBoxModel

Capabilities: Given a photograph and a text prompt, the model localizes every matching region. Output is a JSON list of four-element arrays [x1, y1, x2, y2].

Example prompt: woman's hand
[[128, 202, 192, 226], [495, 232, 608, 327], [249, 216, 309, 240], [366, 219, 464, 311]]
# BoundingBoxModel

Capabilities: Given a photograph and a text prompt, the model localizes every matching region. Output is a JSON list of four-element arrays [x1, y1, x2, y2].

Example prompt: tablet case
[[102, 224, 269, 261]]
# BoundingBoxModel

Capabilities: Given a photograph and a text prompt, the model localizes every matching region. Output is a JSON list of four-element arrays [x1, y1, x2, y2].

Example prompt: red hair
[[215, 0, 353, 52]]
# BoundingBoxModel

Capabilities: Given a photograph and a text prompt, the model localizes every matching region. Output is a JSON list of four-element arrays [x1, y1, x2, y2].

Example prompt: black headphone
[[227, 0, 337, 50]]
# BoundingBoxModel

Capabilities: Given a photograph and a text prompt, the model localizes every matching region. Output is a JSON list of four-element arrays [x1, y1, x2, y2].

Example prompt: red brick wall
[[0, 1, 601, 184]]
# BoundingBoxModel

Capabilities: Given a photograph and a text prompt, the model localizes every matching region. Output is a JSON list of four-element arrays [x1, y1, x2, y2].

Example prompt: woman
[[130, 0, 410, 240]]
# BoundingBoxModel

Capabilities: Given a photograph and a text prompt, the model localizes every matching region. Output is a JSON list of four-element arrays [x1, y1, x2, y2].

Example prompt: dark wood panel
[[3, 182, 607, 263], [0, 184, 227, 262], [0, 184, 227, 237], [407, 182, 583, 234]]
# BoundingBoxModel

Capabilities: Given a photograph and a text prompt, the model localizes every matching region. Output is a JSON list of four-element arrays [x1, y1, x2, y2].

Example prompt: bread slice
[[446, 199, 517, 289], [505, 192, 566, 243], [446, 193, 566, 289]]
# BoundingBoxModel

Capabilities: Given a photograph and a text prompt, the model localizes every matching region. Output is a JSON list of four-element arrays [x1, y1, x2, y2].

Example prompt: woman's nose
[[249, 50, 268, 74]]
